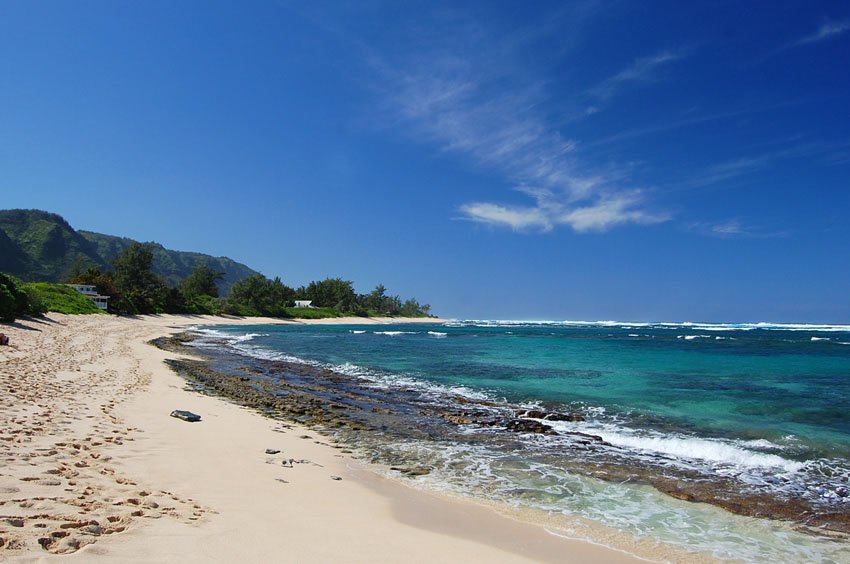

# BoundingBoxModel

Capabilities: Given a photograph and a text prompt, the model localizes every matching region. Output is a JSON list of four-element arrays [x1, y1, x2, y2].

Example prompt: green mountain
[[0, 209, 259, 295], [79, 231, 257, 295], [0, 210, 107, 280]]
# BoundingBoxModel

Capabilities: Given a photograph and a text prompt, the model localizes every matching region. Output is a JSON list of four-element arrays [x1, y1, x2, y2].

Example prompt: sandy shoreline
[[0, 314, 677, 563]]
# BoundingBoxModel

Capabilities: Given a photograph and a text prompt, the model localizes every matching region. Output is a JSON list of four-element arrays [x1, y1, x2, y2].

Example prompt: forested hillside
[[0, 209, 258, 294]]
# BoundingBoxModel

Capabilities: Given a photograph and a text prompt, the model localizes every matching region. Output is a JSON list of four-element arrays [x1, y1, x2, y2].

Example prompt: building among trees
[[66, 284, 109, 310]]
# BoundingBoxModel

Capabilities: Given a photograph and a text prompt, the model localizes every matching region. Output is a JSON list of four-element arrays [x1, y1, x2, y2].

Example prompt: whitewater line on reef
[[539, 419, 804, 472], [445, 319, 850, 332]]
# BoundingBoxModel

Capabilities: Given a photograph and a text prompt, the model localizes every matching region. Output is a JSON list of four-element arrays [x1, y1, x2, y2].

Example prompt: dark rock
[[563, 431, 606, 443], [391, 466, 432, 477], [505, 418, 556, 434], [668, 490, 698, 502], [265, 448, 280, 455], [444, 414, 474, 425], [330, 475, 342, 481], [544, 412, 585, 422]]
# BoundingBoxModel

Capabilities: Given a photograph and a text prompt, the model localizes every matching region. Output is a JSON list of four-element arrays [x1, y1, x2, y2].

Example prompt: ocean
[[188, 320, 850, 562]]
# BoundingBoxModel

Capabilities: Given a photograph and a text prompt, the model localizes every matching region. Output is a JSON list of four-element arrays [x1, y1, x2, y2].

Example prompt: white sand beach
[[0, 314, 666, 563]]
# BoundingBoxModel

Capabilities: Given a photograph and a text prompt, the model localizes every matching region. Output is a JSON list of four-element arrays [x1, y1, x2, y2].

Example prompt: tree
[[364, 284, 386, 312], [228, 274, 271, 315], [111, 243, 167, 314], [178, 264, 224, 300], [382, 294, 402, 316], [227, 274, 294, 316], [305, 278, 357, 311], [401, 298, 430, 317], [68, 267, 119, 309], [62, 255, 93, 283], [269, 277, 295, 310]]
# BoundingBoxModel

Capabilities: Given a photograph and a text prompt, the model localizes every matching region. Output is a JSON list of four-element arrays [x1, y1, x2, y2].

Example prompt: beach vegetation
[[227, 274, 295, 317], [111, 243, 168, 314], [0, 273, 27, 321], [188, 294, 225, 315], [20, 282, 103, 315], [283, 306, 340, 319], [300, 277, 358, 311], [178, 264, 224, 300]]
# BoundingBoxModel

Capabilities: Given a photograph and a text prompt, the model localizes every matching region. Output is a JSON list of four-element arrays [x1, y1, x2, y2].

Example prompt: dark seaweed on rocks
[[152, 333, 850, 537]]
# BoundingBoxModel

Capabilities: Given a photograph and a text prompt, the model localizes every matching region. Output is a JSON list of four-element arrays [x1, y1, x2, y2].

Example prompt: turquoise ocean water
[[198, 320, 850, 562]]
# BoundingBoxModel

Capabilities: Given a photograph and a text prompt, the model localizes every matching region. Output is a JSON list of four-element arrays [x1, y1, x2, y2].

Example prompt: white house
[[294, 300, 313, 308], [66, 284, 109, 311]]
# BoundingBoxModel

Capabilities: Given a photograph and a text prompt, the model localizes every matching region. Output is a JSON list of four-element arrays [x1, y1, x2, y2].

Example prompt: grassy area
[[283, 306, 341, 319], [23, 282, 104, 314]]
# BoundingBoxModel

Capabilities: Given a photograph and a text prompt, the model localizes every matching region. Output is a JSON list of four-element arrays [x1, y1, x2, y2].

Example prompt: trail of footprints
[[0, 317, 209, 555]]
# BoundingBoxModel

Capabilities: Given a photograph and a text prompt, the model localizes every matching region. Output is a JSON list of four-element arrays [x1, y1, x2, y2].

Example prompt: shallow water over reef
[[176, 320, 850, 562]]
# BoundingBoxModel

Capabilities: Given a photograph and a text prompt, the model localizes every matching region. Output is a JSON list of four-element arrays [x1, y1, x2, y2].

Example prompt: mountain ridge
[[0, 209, 259, 295]]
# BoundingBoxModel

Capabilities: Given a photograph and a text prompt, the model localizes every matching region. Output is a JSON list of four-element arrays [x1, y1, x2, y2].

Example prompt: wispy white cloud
[[371, 20, 670, 233], [558, 192, 670, 232], [688, 142, 843, 187], [711, 220, 745, 235], [459, 202, 550, 231], [694, 155, 775, 186], [587, 101, 800, 148], [460, 191, 668, 232], [688, 219, 787, 239], [793, 19, 850, 47], [589, 50, 687, 103]]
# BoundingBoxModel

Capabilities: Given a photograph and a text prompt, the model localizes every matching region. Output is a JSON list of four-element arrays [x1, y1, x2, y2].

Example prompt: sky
[[2, 1, 849, 322]]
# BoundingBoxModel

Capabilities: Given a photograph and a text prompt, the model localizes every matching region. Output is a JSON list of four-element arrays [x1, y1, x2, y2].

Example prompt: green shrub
[[22, 285, 47, 315], [0, 273, 31, 322], [186, 295, 224, 315], [22, 283, 103, 314], [0, 284, 16, 322], [284, 306, 339, 319]]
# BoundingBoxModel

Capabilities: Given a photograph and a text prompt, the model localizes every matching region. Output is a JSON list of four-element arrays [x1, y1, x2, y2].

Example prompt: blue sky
[[2, 1, 849, 322]]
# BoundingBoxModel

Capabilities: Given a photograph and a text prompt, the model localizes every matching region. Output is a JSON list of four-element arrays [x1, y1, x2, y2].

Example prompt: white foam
[[195, 330, 499, 405], [193, 328, 268, 344], [448, 319, 850, 333], [373, 331, 416, 336], [350, 330, 367, 334], [810, 337, 830, 341], [427, 331, 448, 338], [542, 420, 804, 472]]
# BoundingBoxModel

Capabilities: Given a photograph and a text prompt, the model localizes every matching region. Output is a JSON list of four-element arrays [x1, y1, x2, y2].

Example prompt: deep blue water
[[199, 320, 850, 561]]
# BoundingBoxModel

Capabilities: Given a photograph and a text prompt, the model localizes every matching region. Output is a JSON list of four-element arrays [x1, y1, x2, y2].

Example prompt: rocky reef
[[153, 333, 850, 537]]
